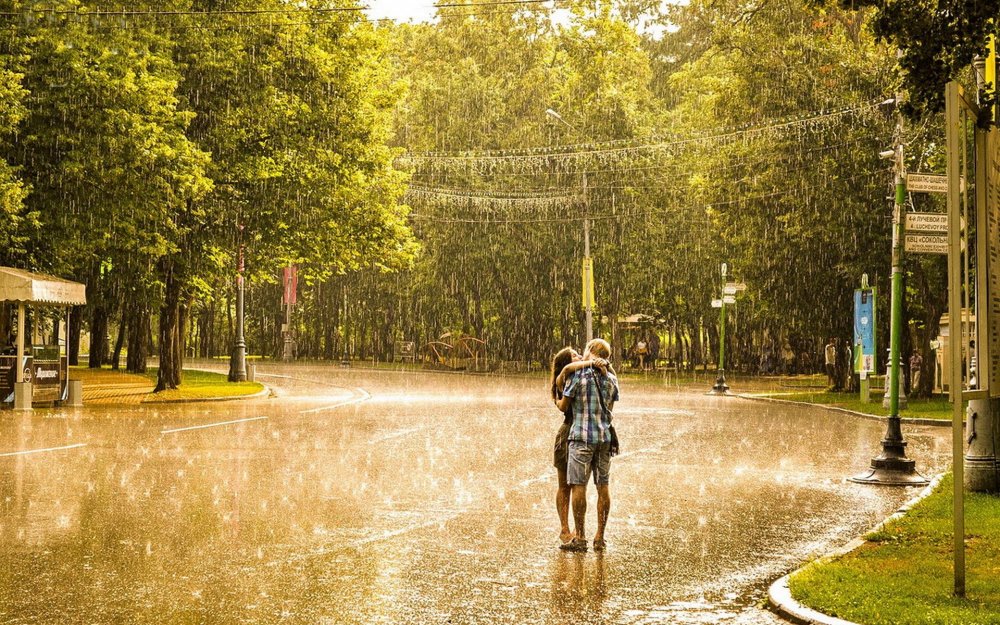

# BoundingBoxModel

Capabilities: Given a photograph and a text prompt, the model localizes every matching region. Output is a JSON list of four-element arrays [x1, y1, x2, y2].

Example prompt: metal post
[[14, 302, 30, 411], [850, 118, 926, 486], [15, 303, 24, 383], [230, 242, 247, 382], [711, 263, 729, 395], [583, 171, 593, 343], [945, 81, 966, 597]]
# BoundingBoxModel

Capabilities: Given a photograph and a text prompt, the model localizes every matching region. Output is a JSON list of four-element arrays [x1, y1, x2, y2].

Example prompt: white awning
[[0, 267, 87, 306]]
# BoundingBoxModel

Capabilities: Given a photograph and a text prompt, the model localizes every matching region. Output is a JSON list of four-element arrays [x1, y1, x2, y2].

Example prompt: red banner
[[282, 265, 298, 306]]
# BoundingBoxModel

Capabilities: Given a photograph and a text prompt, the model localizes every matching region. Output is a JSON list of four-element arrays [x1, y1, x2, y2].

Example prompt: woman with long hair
[[550, 347, 610, 545], [550, 347, 578, 545]]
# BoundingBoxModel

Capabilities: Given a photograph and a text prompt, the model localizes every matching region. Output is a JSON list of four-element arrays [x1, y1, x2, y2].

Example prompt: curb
[[737, 393, 954, 427], [141, 384, 271, 405], [767, 473, 946, 625]]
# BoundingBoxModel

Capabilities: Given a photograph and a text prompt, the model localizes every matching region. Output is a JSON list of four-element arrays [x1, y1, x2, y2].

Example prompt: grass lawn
[[70, 365, 264, 402], [788, 474, 1000, 625], [142, 367, 264, 401], [751, 390, 954, 421]]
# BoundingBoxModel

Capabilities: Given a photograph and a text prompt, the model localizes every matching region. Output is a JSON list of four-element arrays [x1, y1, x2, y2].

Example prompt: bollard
[[247, 362, 256, 383], [966, 398, 999, 492], [14, 382, 31, 411], [67, 380, 83, 407]]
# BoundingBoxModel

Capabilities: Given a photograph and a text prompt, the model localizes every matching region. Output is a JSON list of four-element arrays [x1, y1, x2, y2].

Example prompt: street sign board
[[907, 173, 948, 193], [905, 233, 949, 254], [722, 295, 736, 304], [905, 212, 948, 232], [723, 286, 737, 296], [711, 299, 723, 308], [726, 282, 747, 291]]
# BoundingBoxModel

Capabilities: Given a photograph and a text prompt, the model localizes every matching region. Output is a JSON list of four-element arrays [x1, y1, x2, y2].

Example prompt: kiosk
[[0, 267, 86, 410]]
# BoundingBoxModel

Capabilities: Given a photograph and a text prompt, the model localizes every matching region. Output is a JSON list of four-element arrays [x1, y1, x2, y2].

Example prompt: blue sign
[[854, 288, 877, 373]]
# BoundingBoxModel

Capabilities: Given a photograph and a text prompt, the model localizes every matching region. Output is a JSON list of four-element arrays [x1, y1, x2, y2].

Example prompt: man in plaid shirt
[[556, 338, 619, 552]]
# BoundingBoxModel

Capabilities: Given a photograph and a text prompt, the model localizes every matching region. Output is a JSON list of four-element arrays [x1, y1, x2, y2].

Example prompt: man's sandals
[[559, 537, 588, 552]]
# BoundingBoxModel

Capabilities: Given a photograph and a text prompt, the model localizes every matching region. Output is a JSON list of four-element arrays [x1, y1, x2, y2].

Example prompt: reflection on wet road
[[0, 365, 951, 624]]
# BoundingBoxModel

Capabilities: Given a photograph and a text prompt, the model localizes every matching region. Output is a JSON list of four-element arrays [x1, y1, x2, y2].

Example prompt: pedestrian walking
[[556, 338, 620, 553], [909, 350, 922, 396], [824, 337, 837, 388]]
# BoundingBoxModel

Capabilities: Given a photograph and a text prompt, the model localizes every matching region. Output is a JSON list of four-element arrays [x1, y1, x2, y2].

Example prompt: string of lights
[[407, 167, 891, 223], [400, 102, 883, 162]]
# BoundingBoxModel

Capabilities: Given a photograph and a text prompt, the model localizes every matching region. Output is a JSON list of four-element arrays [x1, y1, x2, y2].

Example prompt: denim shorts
[[567, 440, 611, 486]]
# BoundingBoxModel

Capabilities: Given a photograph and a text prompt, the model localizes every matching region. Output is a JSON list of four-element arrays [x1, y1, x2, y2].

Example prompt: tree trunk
[[112, 308, 126, 370], [89, 305, 109, 368], [68, 305, 83, 366], [155, 264, 182, 392], [126, 302, 149, 374]]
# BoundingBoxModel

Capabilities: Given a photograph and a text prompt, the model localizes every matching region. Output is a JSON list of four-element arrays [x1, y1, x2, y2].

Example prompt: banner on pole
[[581, 257, 595, 309], [282, 265, 298, 306], [854, 287, 877, 373]]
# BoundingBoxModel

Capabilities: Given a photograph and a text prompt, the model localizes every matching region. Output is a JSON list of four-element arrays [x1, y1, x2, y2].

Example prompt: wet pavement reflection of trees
[[0, 366, 950, 624]]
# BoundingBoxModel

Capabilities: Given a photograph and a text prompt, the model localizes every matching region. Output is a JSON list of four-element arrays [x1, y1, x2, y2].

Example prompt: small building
[[0, 267, 87, 409]]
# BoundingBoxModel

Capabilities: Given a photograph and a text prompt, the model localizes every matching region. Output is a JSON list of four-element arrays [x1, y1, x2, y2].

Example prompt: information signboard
[[907, 173, 948, 193], [905, 233, 949, 254], [987, 129, 1000, 396], [32, 361, 61, 403], [854, 288, 877, 373], [905, 213, 949, 232], [0, 356, 14, 403]]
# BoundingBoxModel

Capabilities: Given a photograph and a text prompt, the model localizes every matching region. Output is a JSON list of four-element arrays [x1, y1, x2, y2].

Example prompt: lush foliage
[[0, 1, 415, 387], [327, 0, 907, 371], [827, 0, 998, 119], [0, 0, 971, 384]]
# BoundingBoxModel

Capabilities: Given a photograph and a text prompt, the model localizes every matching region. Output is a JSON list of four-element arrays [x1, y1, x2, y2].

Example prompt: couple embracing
[[549, 338, 620, 553]]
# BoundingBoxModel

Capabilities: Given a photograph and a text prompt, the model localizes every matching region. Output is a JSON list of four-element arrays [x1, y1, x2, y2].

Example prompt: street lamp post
[[229, 226, 248, 382], [710, 263, 730, 395], [547, 108, 593, 343], [850, 114, 926, 486]]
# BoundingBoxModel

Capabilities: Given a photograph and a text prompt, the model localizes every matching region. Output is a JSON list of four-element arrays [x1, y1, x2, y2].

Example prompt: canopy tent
[[0, 267, 86, 306], [0, 267, 86, 408]]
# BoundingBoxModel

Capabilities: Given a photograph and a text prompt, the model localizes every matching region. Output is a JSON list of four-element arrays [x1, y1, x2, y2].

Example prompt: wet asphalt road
[[0, 364, 952, 624]]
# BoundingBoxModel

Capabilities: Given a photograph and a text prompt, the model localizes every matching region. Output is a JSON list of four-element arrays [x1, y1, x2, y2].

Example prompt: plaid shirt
[[563, 367, 619, 444]]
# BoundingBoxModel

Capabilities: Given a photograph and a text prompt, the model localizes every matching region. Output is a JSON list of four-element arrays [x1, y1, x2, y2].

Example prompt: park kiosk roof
[[0, 267, 86, 306]]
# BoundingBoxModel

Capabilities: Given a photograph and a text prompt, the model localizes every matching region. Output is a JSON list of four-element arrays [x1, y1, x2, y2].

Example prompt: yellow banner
[[581, 257, 595, 308], [989, 33, 997, 122]]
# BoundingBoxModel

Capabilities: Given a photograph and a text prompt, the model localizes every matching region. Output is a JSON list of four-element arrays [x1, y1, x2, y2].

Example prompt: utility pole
[[966, 51, 1000, 494], [546, 108, 595, 344], [851, 98, 926, 486], [282, 265, 297, 362]]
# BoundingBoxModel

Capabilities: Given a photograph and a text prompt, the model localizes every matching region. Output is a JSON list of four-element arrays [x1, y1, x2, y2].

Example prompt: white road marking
[[298, 388, 371, 414], [0, 443, 87, 457], [160, 416, 269, 435]]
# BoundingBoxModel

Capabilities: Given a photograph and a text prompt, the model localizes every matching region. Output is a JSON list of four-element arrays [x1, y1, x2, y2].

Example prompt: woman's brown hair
[[550, 347, 575, 401]]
